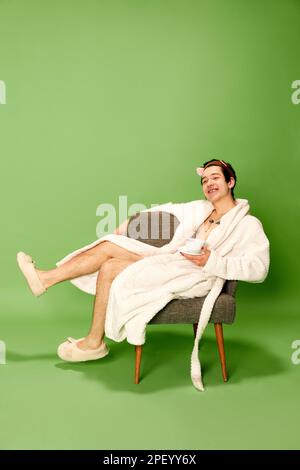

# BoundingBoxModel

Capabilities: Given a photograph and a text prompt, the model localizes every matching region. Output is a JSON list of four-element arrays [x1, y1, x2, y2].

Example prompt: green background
[[1, 0, 299, 450]]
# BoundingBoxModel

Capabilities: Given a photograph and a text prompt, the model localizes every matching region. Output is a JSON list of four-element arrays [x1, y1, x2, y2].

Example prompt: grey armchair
[[125, 210, 237, 385]]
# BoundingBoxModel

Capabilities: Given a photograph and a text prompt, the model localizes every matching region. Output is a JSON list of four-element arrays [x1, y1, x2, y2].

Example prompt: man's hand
[[179, 245, 211, 267]]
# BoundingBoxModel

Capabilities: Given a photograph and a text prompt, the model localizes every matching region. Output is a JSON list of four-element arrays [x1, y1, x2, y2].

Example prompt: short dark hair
[[201, 159, 237, 199]]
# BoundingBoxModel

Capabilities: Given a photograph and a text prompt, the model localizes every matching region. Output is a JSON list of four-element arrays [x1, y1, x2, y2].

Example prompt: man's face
[[201, 165, 234, 202]]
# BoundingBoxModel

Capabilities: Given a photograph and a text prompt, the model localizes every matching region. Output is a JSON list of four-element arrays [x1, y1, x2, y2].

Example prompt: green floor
[[0, 285, 299, 450]]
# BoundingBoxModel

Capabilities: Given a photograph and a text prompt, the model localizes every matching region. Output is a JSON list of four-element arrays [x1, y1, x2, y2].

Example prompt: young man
[[17, 159, 270, 391]]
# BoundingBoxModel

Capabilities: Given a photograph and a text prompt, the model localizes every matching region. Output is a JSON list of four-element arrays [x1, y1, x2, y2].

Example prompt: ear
[[228, 176, 235, 188]]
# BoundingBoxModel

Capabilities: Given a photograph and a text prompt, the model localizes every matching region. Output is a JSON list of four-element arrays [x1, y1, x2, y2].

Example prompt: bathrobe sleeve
[[140, 202, 173, 212], [202, 217, 270, 283]]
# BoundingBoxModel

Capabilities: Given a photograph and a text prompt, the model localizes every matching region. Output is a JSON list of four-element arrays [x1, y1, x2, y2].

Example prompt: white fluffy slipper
[[16, 251, 47, 297], [57, 337, 110, 362]]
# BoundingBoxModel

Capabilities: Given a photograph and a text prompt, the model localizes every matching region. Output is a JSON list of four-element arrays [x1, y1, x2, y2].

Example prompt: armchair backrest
[[126, 210, 180, 247], [126, 210, 237, 297]]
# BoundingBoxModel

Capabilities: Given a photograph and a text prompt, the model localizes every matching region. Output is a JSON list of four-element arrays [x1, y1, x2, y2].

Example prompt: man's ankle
[[86, 336, 104, 348]]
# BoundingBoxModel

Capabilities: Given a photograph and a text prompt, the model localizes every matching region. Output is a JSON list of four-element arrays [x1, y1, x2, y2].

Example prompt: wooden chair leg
[[134, 345, 143, 384], [214, 322, 228, 382]]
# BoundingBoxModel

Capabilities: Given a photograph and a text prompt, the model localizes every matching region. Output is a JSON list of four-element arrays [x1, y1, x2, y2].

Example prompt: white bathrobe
[[56, 198, 270, 391]]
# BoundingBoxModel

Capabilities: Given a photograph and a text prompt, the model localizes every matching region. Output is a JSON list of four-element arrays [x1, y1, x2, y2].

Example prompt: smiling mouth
[[208, 189, 218, 194]]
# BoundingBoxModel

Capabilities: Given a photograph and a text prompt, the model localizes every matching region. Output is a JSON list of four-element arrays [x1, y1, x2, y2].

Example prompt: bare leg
[[76, 258, 136, 350], [36, 241, 144, 289]]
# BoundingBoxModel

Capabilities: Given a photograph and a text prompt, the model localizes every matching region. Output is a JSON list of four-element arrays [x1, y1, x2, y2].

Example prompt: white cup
[[185, 238, 205, 253]]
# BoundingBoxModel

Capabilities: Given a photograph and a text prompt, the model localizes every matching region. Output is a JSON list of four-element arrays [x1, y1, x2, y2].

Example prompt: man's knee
[[85, 240, 111, 258], [98, 241, 123, 258], [99, 258, 120, 281], [98, 241, 112, 254]]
